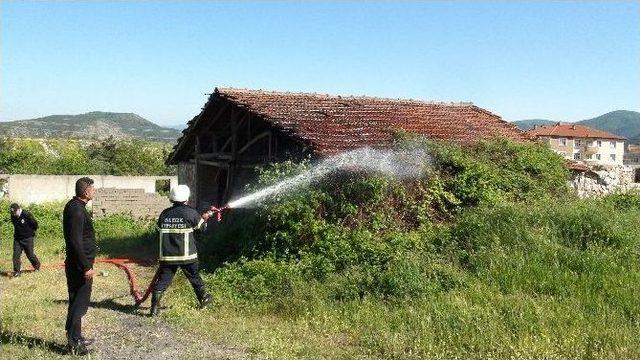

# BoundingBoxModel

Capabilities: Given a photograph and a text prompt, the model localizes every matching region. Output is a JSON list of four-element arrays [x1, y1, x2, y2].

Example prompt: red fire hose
[[34, 258, 160, 306], [95, 259, 161, 306]]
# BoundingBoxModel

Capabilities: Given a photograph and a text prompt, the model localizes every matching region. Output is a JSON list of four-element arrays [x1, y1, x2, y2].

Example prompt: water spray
[[222, 146, 431, 210]]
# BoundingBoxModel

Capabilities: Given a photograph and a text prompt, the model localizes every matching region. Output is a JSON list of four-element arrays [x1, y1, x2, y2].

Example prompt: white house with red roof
[[527, 123, 625, 165]]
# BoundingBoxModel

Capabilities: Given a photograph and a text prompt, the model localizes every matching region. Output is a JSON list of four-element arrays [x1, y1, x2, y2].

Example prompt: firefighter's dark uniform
[[62, 197, 96, 343], [10, 209, 41, 273], [152, 202, 210, 313]]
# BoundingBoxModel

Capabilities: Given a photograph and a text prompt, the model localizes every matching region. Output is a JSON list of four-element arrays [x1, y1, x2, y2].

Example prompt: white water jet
[[226, 146, 431, 209]]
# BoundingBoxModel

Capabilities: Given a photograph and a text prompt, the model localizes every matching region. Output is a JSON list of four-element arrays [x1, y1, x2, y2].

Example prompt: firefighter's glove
[[201, 210, 214, 222]]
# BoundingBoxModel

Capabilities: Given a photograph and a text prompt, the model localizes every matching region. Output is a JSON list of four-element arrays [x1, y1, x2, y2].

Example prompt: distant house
[[624, 145, 640, 183], [167, 88, 528, 209], [527, 123, 625, 165], [624, 144, 640, 165]]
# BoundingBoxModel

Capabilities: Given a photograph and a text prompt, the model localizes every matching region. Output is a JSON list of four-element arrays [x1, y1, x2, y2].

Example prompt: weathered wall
[[178, 163, 196, 203], [570, 165, 640, 197], [92, 188, 171, 219], [5, 174, 178, 204]]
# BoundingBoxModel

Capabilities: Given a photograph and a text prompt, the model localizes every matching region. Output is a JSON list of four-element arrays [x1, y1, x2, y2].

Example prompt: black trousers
[[65, 265, 93, 342], [154, 262, 206, 298], [13, 237, 41, 272]]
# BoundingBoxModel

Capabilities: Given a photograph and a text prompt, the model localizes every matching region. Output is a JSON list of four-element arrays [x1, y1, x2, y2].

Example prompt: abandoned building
[[167, 88, 528, 209]]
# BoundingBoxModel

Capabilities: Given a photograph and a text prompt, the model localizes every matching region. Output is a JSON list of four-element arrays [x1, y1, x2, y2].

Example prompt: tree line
[[0, 137, 176, 176]]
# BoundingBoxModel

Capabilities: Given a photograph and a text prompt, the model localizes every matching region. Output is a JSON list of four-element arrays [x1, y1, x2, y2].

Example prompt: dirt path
[[90, 304, 246, 359], [85, 263, 249, 360]]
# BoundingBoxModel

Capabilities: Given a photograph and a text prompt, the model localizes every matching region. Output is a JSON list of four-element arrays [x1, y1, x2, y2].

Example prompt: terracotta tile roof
[[170, 88, 529, 162], [526, 123, 625, 140]]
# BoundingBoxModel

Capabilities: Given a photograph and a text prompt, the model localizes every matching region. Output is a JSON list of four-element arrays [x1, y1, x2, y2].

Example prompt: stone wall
[[92, 188, 171, 219], [570, 164, 640, 198]]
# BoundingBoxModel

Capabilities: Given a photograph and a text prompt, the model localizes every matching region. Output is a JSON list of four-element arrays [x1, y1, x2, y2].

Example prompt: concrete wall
[[5, 174, 178, 204]]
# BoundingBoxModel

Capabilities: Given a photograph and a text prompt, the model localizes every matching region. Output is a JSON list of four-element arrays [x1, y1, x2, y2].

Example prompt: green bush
[[206, 258, 302, 303], [428, 138, 569, 208]]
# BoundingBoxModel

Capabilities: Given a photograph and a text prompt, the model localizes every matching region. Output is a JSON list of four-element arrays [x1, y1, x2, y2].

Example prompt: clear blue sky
[[1, 1, 639, 126]]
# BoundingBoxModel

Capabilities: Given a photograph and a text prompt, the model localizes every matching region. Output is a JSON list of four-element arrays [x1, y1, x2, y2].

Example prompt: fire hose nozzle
[[208, 205, 229, 222]]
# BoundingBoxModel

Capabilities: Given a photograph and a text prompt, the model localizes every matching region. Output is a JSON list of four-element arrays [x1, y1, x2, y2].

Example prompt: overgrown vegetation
[[0, 136, 175, 175], [2, 138, 639, 359], [189, 139, 639, 358]]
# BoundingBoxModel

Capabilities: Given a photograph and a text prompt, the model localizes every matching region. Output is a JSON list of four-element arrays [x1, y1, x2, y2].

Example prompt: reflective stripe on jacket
[[157, 203, 206, 264]]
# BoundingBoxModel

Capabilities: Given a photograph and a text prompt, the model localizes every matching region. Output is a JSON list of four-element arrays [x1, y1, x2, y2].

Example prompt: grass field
[[1, 195, 640, 359]]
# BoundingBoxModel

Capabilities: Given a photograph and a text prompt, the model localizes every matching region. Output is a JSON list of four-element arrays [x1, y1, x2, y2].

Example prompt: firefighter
[[150, 184, 214, 316], [9, 203, 41, 277]]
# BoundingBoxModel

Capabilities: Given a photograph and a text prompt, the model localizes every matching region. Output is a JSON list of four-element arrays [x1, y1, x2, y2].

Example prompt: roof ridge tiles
[[215, 87, 474, 107]]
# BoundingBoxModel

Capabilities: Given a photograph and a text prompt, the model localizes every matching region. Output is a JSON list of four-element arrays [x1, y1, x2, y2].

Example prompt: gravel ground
[[85, 266, 248, 360], [91, 309, 247, 360]]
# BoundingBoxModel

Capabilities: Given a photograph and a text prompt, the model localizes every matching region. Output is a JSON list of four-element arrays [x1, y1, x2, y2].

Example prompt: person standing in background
[[9, 203, 41, 277]]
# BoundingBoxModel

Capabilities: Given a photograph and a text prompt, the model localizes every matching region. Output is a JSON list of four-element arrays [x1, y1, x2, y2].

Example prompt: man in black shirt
[[62, 177, 97, 355], [9, 203, 41, 277]]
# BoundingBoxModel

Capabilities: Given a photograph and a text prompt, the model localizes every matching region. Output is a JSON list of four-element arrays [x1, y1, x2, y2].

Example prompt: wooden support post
[[222, 107, 241, 203], [194, 142, 200, 209], [268, 131, 272, 161], [274, 134, 278, 161]]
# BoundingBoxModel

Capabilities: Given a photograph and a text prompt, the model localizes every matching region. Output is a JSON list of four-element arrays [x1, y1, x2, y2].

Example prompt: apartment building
[[526, 123, 625, 165]]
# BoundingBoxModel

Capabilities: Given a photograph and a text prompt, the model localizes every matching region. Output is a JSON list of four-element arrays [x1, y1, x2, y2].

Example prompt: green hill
[[511, 119, 556, 131], [0, 111, 181, 142], [577, 110, 640, 142]]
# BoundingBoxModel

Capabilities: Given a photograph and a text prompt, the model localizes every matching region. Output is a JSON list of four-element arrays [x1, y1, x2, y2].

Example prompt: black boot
[[150, 291, 164, 316], [67, 335, 91, 355], [198, 292, 212, 309], [68, 342, 90, 356], [79, 337, 95, 346]]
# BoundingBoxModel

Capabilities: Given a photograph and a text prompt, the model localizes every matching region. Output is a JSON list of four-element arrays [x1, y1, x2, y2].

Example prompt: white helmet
[[169, 184, 190, 202]]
